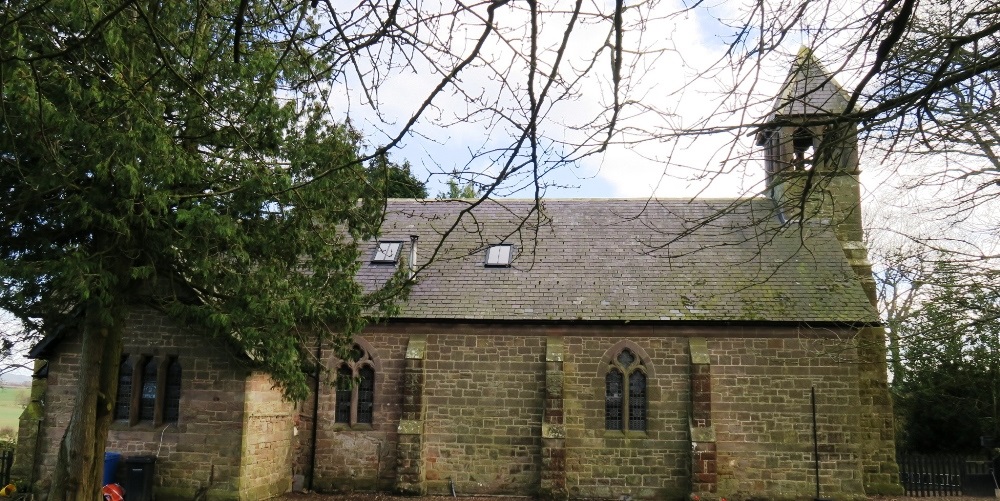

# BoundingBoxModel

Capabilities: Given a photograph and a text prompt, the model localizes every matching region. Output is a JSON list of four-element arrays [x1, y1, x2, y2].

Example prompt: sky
[[4, 1, 996, 374], [324, 0, 788, 200], [320, 1, 996, 255]]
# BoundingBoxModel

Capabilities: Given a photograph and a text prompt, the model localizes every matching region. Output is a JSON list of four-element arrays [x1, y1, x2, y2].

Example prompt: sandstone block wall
[[298, 323, 888, 501], [308, 334, 408, 492], [105, 308, 249, 500], [36, 307, 292, 501], [710, 334, 866, 500], [421, 333, 546, 496], [240, 373, 296, 500], [562, 335, 691, 500]]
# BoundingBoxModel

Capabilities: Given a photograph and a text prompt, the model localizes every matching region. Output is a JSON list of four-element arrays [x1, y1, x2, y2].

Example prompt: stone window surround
[[332, 338, 381, 430], [113, 352, 181, 428], [598, 340, 654, 436]]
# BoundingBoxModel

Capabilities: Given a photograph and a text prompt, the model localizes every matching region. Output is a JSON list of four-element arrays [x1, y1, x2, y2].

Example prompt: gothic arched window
[[605, 348, 647, 432], [113, 353, 183, 426], [139, 357, 158, 422], [114, 356, 133, 421], [334, 343, 376, 426]]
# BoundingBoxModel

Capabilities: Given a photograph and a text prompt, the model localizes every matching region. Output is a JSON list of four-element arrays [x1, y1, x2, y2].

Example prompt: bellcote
[[757, 47, 863, 244], [756, 47, 857, 180]]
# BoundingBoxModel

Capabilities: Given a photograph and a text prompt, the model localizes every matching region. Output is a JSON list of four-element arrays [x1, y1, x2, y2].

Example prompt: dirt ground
[[277, 493, 992, 501], [278, 494, 527, 501]]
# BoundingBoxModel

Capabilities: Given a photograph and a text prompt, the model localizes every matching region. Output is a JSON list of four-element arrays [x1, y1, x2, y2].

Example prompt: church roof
[[358, 198, 878, 324], [769, 47, 851, 117]]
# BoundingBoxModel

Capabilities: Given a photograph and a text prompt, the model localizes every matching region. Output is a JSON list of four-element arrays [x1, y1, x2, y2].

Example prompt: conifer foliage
[[1, 2, 408, 498]]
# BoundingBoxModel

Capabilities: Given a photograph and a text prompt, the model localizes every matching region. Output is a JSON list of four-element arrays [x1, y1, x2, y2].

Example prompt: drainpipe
[[408, 235, 418, 280]]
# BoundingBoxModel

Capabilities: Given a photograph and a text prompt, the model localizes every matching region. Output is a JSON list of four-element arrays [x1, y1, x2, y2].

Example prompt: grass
[[0, 387, 29, 433]]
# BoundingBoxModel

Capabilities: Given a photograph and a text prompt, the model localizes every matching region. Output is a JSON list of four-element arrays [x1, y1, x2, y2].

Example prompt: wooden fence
[[897, 453, 998, 497]]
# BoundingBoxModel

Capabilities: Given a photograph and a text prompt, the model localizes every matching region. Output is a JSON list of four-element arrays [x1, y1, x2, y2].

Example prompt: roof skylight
[[372, 241, 403, 264], [485, 244, 513, 267]]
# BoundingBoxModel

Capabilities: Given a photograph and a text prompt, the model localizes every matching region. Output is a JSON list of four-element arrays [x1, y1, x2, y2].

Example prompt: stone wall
[[308, 334, 409, 492], [301, 322, 889, 500], [239, 373, 296, 500], [37, 307, 262, 501], [710, 332, 866, 500], [421, 332, 546, 496], [562, 335, 691, 500]]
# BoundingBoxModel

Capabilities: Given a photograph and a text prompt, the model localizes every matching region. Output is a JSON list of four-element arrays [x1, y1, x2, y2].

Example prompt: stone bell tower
[[758, 47, 904, 495], [756, 46, 863, 246]]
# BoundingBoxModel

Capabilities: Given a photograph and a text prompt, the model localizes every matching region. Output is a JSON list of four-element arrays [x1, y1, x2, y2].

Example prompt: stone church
[[15, 48, 901, 500]]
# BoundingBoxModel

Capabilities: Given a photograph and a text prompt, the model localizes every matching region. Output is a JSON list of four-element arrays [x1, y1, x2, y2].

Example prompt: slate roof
[[358, 198, 878, 323], [769, 46, 851, 118]]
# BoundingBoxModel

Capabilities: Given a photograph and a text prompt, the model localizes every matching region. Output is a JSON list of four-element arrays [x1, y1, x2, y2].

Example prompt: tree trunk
[[48, 304, 123, 501]]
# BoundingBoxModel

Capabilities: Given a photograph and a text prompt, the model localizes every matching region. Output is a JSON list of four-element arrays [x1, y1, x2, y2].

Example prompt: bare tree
[[4, 0, 1000, 496]]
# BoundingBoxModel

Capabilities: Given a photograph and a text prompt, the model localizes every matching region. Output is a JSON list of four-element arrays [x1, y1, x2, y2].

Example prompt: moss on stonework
[[394, 480, 426, 496], [720, 492, 867, 501], [206, 490, 242, 501], [865, 481, 905, 496], [656, 484, 690, 500], [537, 486, 568, 500], [20, 402, 44, 420]]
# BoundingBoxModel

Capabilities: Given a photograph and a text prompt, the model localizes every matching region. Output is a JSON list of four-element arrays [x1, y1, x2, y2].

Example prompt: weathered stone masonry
[[540, 336, 567, 499], [690, 338, 717, 497], [20, 51, 902, 501], [26, 307, 295, 501], [303, 323, 879, 500], [396, 335, 426, 494]]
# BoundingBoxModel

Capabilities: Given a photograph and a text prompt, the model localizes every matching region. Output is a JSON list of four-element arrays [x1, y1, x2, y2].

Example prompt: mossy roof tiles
[[357, 198, 878, 323]]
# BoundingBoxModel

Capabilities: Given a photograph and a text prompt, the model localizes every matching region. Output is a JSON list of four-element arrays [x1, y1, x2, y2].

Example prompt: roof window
[[485, 244, 513, 267], [371, 241, 403, 264]]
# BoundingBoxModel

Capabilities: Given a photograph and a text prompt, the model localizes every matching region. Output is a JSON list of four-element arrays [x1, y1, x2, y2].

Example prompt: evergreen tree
[[436, 174, 479, 199], [367, 154, 428, 199], [0, 2, 409, 498], [884, 258, 1000, 453]]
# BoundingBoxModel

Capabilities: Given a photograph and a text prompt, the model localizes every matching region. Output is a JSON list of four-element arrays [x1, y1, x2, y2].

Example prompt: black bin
[[123, 455, 156, 501]]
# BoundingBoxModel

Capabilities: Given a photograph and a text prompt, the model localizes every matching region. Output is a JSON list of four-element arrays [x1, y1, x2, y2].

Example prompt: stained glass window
[[335, 344, 377, 426], [629, 371, 647, 431], [139, 357, 158, 421], [115, 353, 183, 425], [349, 344, 365, 362], [357, 366, 375, 424], [605, 369, 624, 430], [114, 356, 132, 421], [617, 349, 635, 367], [334, 365, 353, 423], [605, 347, 648, 432]]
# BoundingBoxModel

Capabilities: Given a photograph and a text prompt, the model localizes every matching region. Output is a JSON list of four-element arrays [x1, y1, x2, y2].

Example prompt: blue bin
[[103, 452, 121, 486]]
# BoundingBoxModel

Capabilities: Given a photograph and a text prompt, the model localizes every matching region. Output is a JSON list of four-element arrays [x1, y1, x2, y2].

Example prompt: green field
[[0, 387, 29, 434]]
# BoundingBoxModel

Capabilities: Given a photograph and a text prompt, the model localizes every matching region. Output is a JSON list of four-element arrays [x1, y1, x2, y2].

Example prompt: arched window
[[164, 357, 182, 423], [334, 365, 353, 423], [605, 348, 647, 432], [139, 357, 158, 422], [334, 343, 377, 426], [113, 352, 184, 426], [114, 356, 133, 421], [792, 127, 814, 169]]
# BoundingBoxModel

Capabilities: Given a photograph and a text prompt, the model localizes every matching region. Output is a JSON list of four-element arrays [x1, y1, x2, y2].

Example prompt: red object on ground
[[102, 483, 124, 501]]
